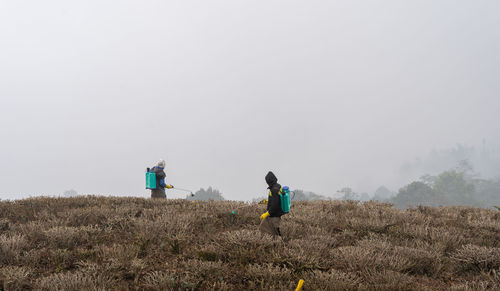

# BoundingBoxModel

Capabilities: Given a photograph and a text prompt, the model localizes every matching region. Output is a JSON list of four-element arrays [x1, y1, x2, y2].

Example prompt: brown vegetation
[[0, 196, 499, 290]]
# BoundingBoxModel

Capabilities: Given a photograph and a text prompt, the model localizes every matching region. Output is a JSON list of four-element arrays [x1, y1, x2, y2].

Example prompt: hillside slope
[[1, 197, 499, 290]]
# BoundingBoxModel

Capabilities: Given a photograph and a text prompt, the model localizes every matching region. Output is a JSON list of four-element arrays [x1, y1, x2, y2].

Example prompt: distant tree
[[187, 187, 225, 201], [473, 178, 500, 208], [291, 189, 329, 201], [337, 187, 358, 200], [392, 170, 478, 208], [359, 192, 370, 201], [399, 143, 500, 184], [455, 159, 474, 175], [391, 181, 436, 209], [306, 191, 329, 201], [63, 189, 78, 197], [433, 170, 477, 206], [419, 174, 437, 186], [372, 186, 394, 201], [291, 190, 308, 201]]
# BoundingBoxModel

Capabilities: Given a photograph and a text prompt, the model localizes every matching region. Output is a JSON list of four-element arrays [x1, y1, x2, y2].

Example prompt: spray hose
[[173, 187, 193, 193], [172, 187, 195, 196]]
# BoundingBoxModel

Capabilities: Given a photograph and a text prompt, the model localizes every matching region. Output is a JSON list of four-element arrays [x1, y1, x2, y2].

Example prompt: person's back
[[266, 172, 284, 218], [150, 159, 173, 198]]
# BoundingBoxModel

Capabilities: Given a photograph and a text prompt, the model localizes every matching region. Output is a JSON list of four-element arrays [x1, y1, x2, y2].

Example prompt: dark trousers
[[259, 216, 281, 236], [151, 188, 166, 198]]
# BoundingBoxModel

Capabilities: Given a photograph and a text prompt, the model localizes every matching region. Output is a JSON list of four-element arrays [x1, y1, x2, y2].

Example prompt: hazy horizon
[[1, 1, 499, 201]]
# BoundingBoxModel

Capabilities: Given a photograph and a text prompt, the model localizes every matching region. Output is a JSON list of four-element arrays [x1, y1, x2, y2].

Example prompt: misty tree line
[[385, 144, 500, 209], [195, 153, 500, 209], [64, 171, 499, 208], [63, 170, 499, 209], [389, 168, 500, 209], [62, 144, 499, 208], [339, 169, 500, 209], [334, 144, 500, 209], [400, 143, 500, 181]]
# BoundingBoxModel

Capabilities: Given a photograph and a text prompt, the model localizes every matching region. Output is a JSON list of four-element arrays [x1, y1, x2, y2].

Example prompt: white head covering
[[157, 159, 166, 168]]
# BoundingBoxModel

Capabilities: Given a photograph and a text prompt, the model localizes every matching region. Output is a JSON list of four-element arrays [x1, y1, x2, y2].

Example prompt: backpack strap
[[268, 187, 283, 197]]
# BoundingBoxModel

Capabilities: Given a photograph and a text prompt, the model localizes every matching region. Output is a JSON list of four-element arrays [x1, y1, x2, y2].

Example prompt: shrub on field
[[43, 226, 96, 249], [359, 235, 445, 276], [98, 244, 140, 270], [302, 269, 360, 290], [0, 266, 32, 291], [37, 248, 79, 272], [0, 218, 9, 232], [246, 263, 292, 281], [286, 235, 341, 265], [387, 223, 464, 254], [451, 244, 500, 272], [141, 270, 197, 290], [451, 281, 492, 291], [133, 211, 195, 251], [36, 270, 116, 291], [466, 217, 500, 234], [161, 259, 249, 289], [330, 238, 411, 273], [245, 263, 294, 290], [196, 244, 220, 262], [130, 257, 147, 275], [214, 229, 278, 265], [176, 259, 226, 280], [64, 207, 108, 227], [15, 221, 49, 247], [359, 270, 426, 290], [280, 221, 328, 240], [394, 245, 443, 276], [0, 234, 27, 265], [274, 241, 323, 272], [450, 270, 500, 291]]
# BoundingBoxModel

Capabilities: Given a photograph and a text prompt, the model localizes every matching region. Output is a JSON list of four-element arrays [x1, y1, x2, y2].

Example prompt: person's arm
[[157, 170, 174, 189]]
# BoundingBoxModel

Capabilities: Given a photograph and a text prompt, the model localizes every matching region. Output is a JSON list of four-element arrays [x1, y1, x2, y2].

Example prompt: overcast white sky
[[1, 1, 499, 200]]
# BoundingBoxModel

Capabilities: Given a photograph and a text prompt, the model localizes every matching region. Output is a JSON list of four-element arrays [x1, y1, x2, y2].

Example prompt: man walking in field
[[149, 159, 173, 198], [259, 171, 284, 237]]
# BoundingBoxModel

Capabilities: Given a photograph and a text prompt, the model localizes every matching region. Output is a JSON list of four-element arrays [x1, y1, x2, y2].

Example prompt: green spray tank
[[145, 168, 157, 189], [281, 186, 291, 213]]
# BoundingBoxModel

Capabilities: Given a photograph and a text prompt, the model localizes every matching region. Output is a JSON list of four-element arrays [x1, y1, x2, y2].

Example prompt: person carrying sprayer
[[259, 171, 291, 237], [146, 159, 174, 198]]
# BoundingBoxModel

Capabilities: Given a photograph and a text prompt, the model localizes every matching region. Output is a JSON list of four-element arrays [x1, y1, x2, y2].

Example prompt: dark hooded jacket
[[265, 171, 284, 217]]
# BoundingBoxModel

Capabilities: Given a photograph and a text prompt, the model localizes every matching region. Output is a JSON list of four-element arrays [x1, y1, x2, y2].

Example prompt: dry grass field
[[0, 196, 499, 290]]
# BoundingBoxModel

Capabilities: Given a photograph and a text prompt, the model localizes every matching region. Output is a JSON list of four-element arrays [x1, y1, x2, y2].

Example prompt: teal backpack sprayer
[[280, 186, 292, 213], [231, 186, 294, 216], [145, 168, 157, 189]]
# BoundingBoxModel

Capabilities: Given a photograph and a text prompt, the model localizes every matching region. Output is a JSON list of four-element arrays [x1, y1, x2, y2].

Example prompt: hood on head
[[265, 171, 278, 186]]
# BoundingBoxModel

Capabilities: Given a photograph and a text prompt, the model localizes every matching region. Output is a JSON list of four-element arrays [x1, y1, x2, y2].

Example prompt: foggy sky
[[1, 1, 499, 200]]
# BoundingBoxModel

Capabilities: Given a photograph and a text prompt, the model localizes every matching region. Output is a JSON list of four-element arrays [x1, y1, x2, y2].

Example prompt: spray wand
[[171, 187, 195, 197]]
